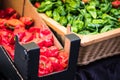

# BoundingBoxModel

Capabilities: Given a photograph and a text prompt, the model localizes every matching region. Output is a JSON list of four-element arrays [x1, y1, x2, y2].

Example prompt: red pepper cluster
[[39, 49, 69, 77], [112, 0, 120, 8], [0, 8, 69, 77], [0, 8, 34, 59]]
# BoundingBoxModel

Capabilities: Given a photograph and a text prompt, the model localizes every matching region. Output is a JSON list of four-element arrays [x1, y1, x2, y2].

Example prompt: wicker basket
[[38, 13, 120, 65], [78, 36, 120, 65]]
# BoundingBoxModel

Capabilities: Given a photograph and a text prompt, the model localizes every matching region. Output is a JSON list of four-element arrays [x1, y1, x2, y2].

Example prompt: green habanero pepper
[[97, 10, 103, 18], [53, 9, 60, 22], [37, 1, 53, 12], [90, 0, 100, 7], [100, 25, 112, 33], [92, 19, 106, 25], [59, 16, 67, 26], [72, 20, 84, 31], [71, 27, 78, 33], [65, 0, 80, 13], [84, 13, 92, 27], [67, 13, 73, 22], [77, 14, 84, 21], [54, 0, 63, 7], [45, 10, 53, 17], [110, 9, 120, 18], [56, 6, 66, 16], [86, 5, 97, 19], [102, 13, 118, 21], [78, 30, 91, 35], [86, 23, 100, 32], [100, 3, 112, 13], [79, 9, 87, 16]]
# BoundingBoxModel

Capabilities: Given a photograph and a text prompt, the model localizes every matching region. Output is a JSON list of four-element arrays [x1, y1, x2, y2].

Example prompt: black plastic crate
[[14, 33, 80, 80], [0, 46, 22, 80], [0, 33, 80, 80]]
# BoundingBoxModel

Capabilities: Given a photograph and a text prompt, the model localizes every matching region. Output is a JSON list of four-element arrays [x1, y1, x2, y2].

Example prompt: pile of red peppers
[[0, 8, 69, 77]]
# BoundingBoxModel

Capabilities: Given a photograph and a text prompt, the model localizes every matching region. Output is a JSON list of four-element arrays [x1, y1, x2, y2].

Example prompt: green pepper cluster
[[31, 0, 120, 35]]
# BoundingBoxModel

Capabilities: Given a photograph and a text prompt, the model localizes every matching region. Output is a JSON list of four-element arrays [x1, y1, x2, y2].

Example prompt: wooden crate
[[23, 0, 63, 49], [0, 0, 24, 16]]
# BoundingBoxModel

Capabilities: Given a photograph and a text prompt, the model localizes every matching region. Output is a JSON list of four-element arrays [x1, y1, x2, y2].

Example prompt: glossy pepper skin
[[20, 17, 34, 27], [37, 1, 53, 12], [0, 7, 69, 77], [34, 0, 120, 35], [34, 2, 41, 8], [39, 49, 69, 77], [49, 57, 64, 72], [86, 5, 97, 19], [5, 8, 16, 17], [38, 55, 53, 76], [57, 50, 69, 68], [6, 19, 25, 29], [59, 16, 67, 26], [65, 0, 80, 13], [45, 10, 53, 17], [40, 46, 59, 57], [10, 12, 20, 19], [112, 0, 120, 8], [53, 9, 60, 22], [56, 6, 66, 16]]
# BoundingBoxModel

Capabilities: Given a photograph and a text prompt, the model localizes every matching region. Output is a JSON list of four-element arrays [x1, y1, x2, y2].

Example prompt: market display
[[0, 7, 68, 77], [31, 0, 120, 35], [1, 0, 120, 80]]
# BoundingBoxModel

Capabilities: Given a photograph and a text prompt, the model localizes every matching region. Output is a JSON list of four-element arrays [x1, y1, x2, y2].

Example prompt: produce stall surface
[[76, 55, 120, 80]]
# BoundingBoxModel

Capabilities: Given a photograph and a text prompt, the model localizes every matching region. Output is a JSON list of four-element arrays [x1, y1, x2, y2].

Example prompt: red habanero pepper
[[28, 27, 41, 34], [43, 34, 54, 47], [40, 28, 54, 47], [6, 19, 25, 29], [112, 0, 120, 8], [14, 26, 26, 41], [20, 31, 34, 43], [40, 46, 59, 57], [40, 28, 51, 36], [31, 38, 45, 48], [20, 17, 34, 26], [34, 2, 40, 8], [0, 19, 7, 29], [38, 55, 53, 76], [40, 32, 53, 47], [49, 57, 64, 72], [28, 27, 41, 39], [8, 33, 15, 45], [57, 51, 69, 68], [5, 8, 16, 17], [48, 46, 59, 57], [40, 47, 48, 55], [10, 12, 20, 19], [0, 29, 13, 45], [82, 0, 89, 3]]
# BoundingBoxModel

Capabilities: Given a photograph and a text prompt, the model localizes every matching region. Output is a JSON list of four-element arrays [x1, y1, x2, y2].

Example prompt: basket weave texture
[[78, 36, 120, 65]]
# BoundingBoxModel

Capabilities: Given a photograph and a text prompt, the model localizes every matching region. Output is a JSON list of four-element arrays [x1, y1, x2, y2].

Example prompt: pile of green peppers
[[31, 0, 120, 35]]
